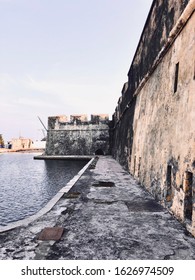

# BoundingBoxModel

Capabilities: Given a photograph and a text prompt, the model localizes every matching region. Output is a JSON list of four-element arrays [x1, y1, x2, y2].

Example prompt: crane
[[37, 116, 48, 132]]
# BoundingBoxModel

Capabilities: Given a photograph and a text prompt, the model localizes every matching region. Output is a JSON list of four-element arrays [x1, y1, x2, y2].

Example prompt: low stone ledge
[[34, 155, 94, 160], [0, 157, 95, 233]]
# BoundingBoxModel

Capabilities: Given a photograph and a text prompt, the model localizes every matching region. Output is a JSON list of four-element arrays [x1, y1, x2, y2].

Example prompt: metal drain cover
[[125, 200, 164, 212], [38, 227, 64, 241], [92, 181, 115, 187], [64, 192, 81, 199]]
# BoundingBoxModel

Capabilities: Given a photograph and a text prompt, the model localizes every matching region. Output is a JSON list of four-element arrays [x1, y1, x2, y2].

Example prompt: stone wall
[[45, 114, 111, 156], [112, 0, 195, 235]]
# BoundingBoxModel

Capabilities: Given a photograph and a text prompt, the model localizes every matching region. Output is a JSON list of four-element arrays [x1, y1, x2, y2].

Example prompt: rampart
[[44, 0, 195, 236], [45, 114, 111, 156], [112, 0, 195, 235]]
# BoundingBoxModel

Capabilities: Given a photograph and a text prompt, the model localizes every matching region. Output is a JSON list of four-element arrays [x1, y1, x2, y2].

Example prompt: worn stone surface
[[119, 0, 190, 112], [1, 156, 195, 260], [112, 1, 195, 235], [46, 114, 111, 156], [129, 8, 195, 227]]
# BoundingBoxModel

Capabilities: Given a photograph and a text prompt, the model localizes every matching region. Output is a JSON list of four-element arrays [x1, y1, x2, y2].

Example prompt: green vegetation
[[0, 134, 4, 148]]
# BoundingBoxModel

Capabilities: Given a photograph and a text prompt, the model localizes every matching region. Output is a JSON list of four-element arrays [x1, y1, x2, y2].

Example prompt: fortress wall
[[112, 0, 195, 234], [131, 10, 195, 219], [126, 0, 190, 107], [112, 0, 191, 167], [45, 114, 110, 156]]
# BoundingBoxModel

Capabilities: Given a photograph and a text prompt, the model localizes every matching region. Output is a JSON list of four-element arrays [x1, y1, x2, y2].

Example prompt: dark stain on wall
[[112, 96, 137, 170], [111, 0, 190, 170]]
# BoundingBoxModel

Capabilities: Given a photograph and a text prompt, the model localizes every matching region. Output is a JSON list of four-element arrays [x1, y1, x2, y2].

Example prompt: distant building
[[11, 138, 33, 150], [45, 114, 111, 156]]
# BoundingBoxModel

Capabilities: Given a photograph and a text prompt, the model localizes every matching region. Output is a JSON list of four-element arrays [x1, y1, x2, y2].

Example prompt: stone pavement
[[0, 156, 195, 260]]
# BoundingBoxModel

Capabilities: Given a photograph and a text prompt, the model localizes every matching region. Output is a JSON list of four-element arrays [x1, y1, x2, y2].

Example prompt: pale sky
[[0, 0, 153, 142]]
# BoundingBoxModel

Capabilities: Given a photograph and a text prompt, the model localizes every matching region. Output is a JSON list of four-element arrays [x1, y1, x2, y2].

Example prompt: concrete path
[[0, 156, 195, 259]]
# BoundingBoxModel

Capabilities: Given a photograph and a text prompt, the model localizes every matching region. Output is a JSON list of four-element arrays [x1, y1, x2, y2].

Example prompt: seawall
[[1, 156, 195, 259]]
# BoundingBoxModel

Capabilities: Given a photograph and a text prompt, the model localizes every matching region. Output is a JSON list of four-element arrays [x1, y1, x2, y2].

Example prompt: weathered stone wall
[[45, 114, 111, 156], [126, 0, 190, 106], [112, 0, 191, 161], [112, 0, 195, 235]]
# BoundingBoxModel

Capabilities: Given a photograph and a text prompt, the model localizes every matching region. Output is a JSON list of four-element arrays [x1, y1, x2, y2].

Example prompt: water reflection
[[0, 153, 88, 226]]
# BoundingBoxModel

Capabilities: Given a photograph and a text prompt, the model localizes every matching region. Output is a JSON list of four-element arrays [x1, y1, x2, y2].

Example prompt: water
[[0, 153, 88, 226]]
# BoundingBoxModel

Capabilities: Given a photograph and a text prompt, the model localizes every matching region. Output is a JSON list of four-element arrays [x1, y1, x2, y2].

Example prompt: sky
[[0, 0, 153, 142]]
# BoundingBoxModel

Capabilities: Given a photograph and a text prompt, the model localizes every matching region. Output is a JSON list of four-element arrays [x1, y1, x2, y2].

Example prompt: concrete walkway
[[0, 156, 195, 259]]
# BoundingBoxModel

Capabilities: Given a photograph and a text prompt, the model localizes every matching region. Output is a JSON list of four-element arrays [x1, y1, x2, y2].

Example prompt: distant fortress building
[[45, 114, 111, 156], [45, 0, 195, 236]]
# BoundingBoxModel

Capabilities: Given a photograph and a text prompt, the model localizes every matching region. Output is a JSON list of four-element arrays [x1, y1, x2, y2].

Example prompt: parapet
[[48, 114, 110, 129], [70, 114, 88, 123], [91, 114, 109, 124], [48, 115, 68, 129], [121, 82, 129, 96]]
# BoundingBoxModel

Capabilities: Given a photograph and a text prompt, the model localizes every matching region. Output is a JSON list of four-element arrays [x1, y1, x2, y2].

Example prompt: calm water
[[0, 153, 88, 226]]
